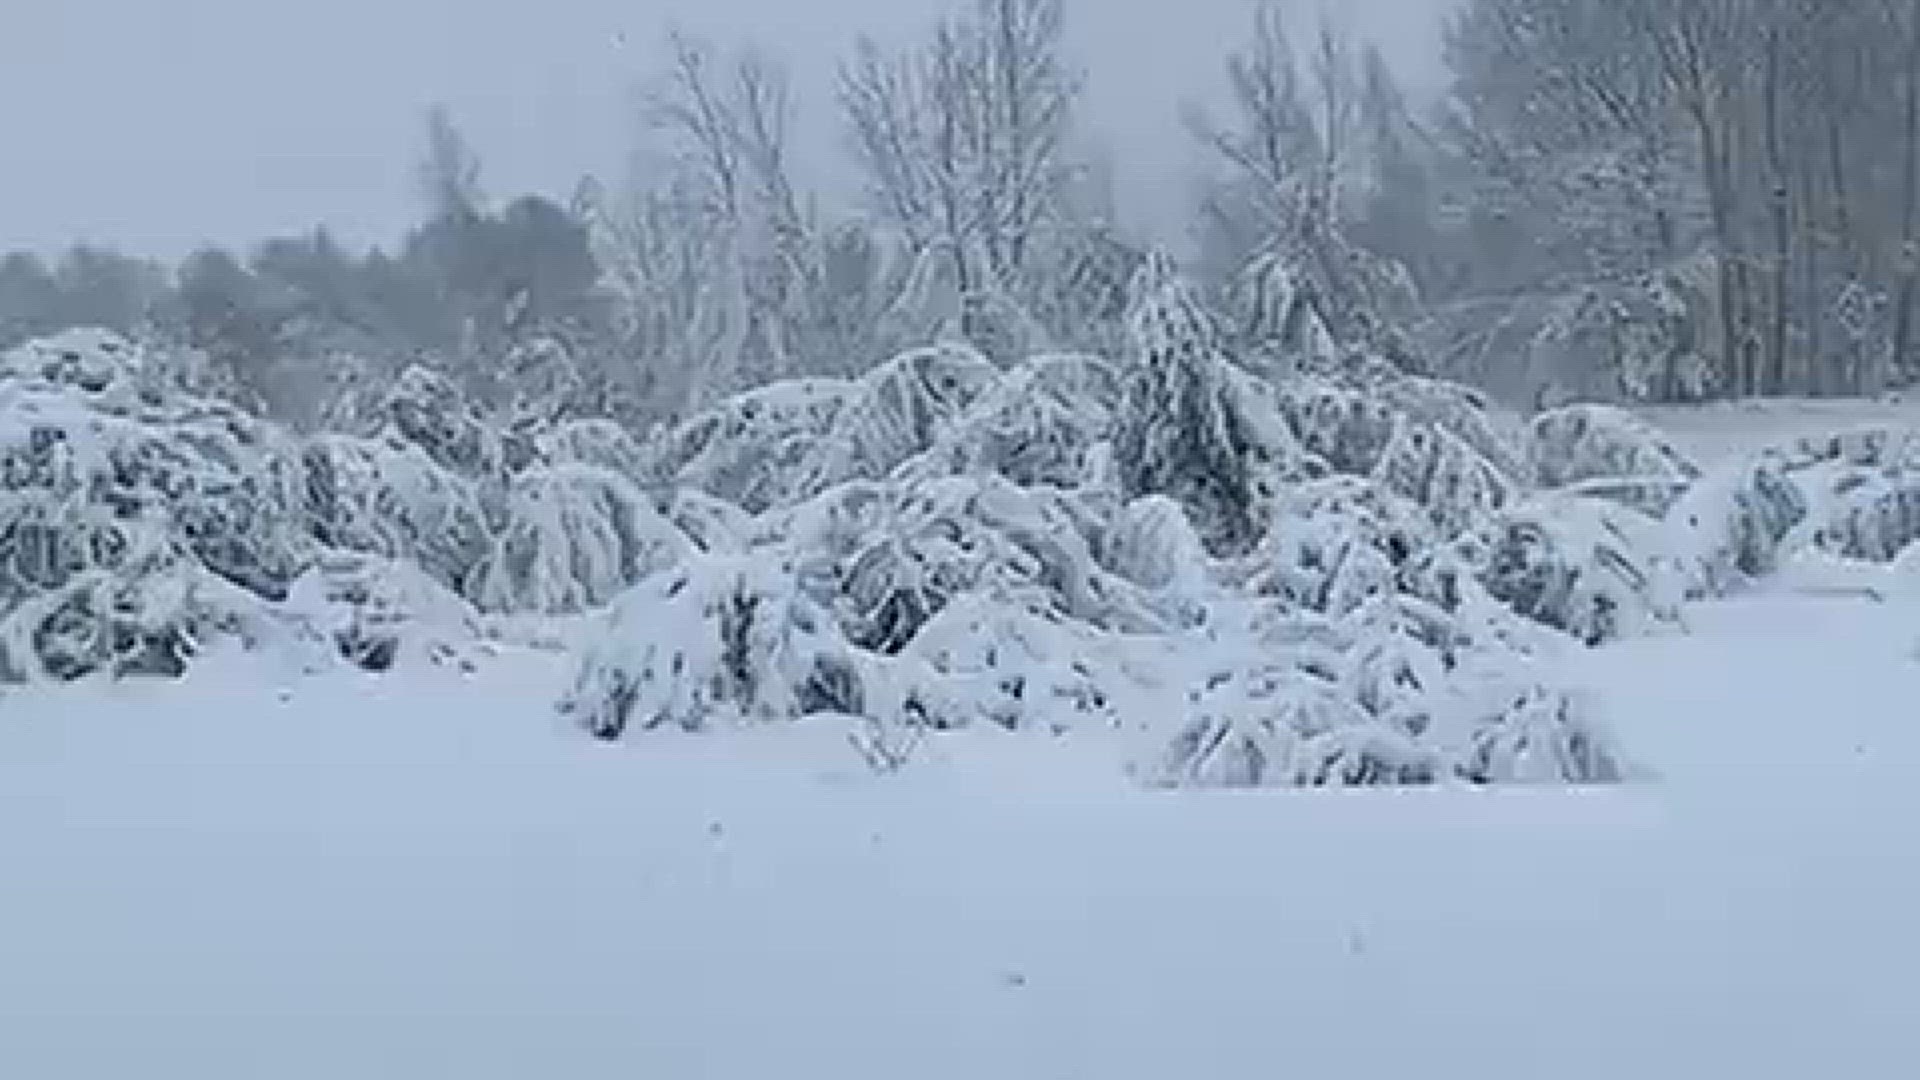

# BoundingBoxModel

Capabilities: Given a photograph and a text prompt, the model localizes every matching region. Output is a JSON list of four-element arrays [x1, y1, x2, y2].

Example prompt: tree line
[[5, 0, 1918, 421]]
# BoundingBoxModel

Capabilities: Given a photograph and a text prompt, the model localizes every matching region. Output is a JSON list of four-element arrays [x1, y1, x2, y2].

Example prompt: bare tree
[[839, 0, 1084, 355], [419, 104, 483, 223], [1438, 0, 1920, 399]]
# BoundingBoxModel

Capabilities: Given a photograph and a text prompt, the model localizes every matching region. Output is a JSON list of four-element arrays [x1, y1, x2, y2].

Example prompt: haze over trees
[[7, 0, 1919, 416]]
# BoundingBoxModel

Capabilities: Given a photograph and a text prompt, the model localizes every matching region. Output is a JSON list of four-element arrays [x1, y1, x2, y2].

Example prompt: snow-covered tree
[[1114, 252, 1301, 554]]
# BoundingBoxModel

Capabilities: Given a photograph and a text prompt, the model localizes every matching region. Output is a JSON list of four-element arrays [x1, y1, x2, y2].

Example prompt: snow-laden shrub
[[1372, 418, 1517, 538], [795, 342, 1001, 493], [787, 475, 1165, 654], [1526, 404, 1698, 516], [1767, 428, 1920, 564], [559, 554, 866, 738], [1276, 383, 1401, 475], [884, 593, 1141, 733], [0, 331, 314, 680], [1, 328, 148, 395], [652, 378, 853, 513], [900, 353, 1124, 488], [365, 364, 506, 479], [1792, 426, 1920, 471], [536, 418, 651, 479], [1154, 660, 1419, 788], [1666, 454, 1809, 595], [1480, 495, 1681, 646], [1116, 253, 1303, 554], [1816, 471, 1920, 563], [1446, 671, 1621, 785], [555, 267, 1658, 789], [1242, 478, 1439, 617], [301, 433, 493, 594], [280, 553, 487, 673], [1278, 360, 1527, 536], [1148, 598, 1622, 788], [669, 488, 754, 555], [1378, 375, 1529, 482], [469, 464, 690, 614], [0, 558, 271, 682], [1101, 495, 1213, 601]]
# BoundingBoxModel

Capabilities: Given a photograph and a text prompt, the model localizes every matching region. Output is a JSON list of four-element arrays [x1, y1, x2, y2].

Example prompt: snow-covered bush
[[1, 328, 149, 394], [1241, 478, 1439, 617], [300, 433, 493, 594], [1279, 375, 1521, 540], [1792, 426, 1920, 471], [1154, 659, 1416, 788], [1379, 375, 1530, 482], [1814, 472, 1920, 563], [1767, 428, 1920, 565], [794, 342, 1001, 493], [1275, 384, 1401, 475], [559, 554, 865, 738], [0, 330, 313, 680], [469, 464, 690, 614], [1148, 598, 1622, 788], [1666, 454, 1810, 594], [1526, 404, 1698, 516], [280, 553, 487, 673], [651, 379, 853, 513], [883, 594, 1140, 733], [1448, 675, 1621, 786], [536, 418, 652, 479], [900, 353, 1124, 488], [1101, 495, 1213, 601], [1479, 495, 1681, 646], [777, 475, 1164, 654], [363, 364, 506, 479], [668, 488, 754, 555], [0, 558, 270, 682], [1372, 418, 1517, 538], [553, 254, 1666, 789]]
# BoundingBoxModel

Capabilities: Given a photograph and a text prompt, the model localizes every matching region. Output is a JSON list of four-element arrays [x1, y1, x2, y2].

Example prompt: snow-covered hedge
[[12, 259, 1707, 792], [559, 255, 1651, 788]]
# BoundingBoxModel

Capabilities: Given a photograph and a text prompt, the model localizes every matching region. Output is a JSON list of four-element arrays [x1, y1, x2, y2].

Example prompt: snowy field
[[4, 407, 1920, 1080], [1639, 392, 1920, 467]]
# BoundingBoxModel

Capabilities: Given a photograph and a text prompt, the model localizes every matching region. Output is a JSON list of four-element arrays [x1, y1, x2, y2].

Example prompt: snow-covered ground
[[1640, 392, 1920, 466], [4, 406, 1920, 1080]]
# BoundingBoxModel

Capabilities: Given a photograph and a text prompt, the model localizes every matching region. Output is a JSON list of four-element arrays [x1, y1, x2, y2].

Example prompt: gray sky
[[0, 0, 1451, 258]]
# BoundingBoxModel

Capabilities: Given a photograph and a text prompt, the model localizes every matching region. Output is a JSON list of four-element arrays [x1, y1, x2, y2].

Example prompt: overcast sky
[[0, 0, 1452, 259]]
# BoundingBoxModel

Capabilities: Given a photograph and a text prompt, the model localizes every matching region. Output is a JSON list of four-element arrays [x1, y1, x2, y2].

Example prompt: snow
[[4, 577, 1919, 1079], [7, 328, 1920, 1075], [1638, 393, 1920, 469]]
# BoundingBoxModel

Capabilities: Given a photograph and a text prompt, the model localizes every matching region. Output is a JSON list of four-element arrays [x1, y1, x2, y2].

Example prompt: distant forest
[[5, 0, 1920, 421]]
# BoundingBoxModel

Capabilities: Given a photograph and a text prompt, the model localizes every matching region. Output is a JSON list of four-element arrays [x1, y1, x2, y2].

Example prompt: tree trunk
[[1764, 23, 1792, 396], [1891, 0, 1920, 383]]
